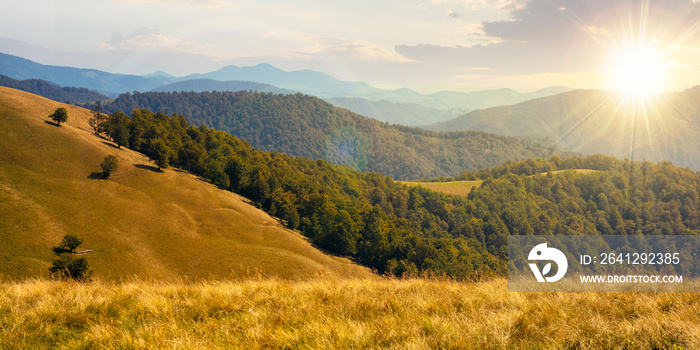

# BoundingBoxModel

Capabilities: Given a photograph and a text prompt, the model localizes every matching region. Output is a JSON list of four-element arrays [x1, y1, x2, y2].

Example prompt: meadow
[[1, 277, 698, 349], [400, 180, 483, 196]]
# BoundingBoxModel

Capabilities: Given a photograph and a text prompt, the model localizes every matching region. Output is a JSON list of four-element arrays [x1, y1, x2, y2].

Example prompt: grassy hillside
[[425, 88, 700, 170], [2, 277, 698, 349], [103, 91, 568, 180], [400, 180, 483, 196], [0, 86, 370, 280]]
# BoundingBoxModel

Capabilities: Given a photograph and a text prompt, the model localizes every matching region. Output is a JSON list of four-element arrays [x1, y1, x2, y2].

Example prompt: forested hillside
[[0, 74, 108, 104], [97, 102, 700, 279], [103, 91, 565, 180]]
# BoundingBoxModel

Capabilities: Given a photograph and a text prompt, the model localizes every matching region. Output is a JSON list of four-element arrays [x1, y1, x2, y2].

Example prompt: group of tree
[[49, 234, 91, 281], [84, 105, 700, 280], [0, 74, 108, 104], [102, 90, 569, 180]]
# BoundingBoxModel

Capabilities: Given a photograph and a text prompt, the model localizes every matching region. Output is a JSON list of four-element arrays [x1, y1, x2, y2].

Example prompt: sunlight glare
[[609, 48, 667, 98]]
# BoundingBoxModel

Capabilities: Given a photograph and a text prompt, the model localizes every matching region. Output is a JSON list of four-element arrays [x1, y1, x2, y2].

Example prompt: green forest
[[102, 91, 566, 180], [98, 106, 700, 280]]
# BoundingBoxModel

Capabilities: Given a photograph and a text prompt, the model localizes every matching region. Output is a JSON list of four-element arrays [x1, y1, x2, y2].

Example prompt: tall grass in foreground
[[1, 278, 698, 349]]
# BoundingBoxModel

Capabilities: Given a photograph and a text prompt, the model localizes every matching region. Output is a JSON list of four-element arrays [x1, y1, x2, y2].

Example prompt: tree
[[59, 234, 83, 253], [89, 103, 104, 135], [49, 107, 68, 125], [100, 155, 119, 178], [49, 234, 91, 281], [49, 254, 91, 281], [103, 111, 131, 148], [149, 139, 170, 170]]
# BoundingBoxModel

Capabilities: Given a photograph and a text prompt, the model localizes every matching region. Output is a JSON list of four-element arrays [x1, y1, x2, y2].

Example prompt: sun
[[608, 48, 668, 98]]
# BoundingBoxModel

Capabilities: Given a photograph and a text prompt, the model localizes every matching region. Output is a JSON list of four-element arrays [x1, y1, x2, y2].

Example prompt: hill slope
[[425, 88, 700, 170], [0, 87, 370, 280], [103, 91, 567, 180], [325, 96, 464, 126]]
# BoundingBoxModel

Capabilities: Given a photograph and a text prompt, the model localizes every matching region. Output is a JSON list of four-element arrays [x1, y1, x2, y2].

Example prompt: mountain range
[[424, 88, 700, 170], [0, 52, 572, 126]]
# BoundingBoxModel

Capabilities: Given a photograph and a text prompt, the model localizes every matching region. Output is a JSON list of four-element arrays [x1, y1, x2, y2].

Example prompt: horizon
[[2, 0, 699, 94]]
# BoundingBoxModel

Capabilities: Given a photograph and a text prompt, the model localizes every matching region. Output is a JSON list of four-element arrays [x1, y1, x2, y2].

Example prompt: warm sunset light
[[609, 48, 668, 97]]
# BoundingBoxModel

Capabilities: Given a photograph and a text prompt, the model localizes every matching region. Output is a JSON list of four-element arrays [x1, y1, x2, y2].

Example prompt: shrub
[[100, 155, 119, 178]]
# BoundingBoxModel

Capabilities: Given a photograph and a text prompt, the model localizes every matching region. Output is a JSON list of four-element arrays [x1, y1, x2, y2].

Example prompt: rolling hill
[[425, 88, 700, 170], [325, 96, 464, 126], [0, 86, 371, 280], [102, 90, 568, 180], [0, 73, 109, 104], [358, 86, 573, 112]]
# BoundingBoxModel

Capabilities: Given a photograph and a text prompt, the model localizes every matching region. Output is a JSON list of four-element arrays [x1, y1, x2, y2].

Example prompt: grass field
[[1, 277, 698, 349], [0, 87, 370, 280], [401, 169, 599, 197], [400, 180, 483, 196]]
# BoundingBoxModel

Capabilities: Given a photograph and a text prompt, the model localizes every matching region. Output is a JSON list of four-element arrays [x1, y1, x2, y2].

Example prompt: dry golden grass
[[532, 169, 599, 176], [400, 180, 483, 196], [0, 87, 371, 280], [0, 277, 698, 349]]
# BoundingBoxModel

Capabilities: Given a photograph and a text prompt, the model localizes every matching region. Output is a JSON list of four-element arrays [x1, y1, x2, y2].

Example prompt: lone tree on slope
[[58, 234, 83, 253], [48, 107, 68, 126], [100, 155, 119, 178]]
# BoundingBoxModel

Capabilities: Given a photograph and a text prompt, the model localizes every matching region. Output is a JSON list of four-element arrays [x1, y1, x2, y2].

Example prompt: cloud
[[300, 35, 415, 63], [447, 10, 460, 18], [397, 0, 700, 75], [102, 27, 218, 54], [116, 0, 234, 6]]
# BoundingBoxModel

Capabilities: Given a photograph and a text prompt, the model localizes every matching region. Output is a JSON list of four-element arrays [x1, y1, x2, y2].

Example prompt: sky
[[1, 0, 699, 93]]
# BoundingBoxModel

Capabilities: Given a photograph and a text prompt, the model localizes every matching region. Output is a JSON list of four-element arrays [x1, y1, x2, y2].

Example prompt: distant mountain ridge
[[360, 86, 574, 112], [0, 52, 165, 95], [425, 88, 700, 170], [0, 74, 109, 104], [0, 52, 573, 126], [182, 63, 381, 97], [152, 79, 296, 94], [325, 96, 464, 126]]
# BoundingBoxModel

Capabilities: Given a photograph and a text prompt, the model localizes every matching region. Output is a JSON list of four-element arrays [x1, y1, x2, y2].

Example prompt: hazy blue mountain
[[144, 70, 176, 79], [424, 88, 700, 170], [0, 51, 574, 126], [182, 63, 381, 97], [325, 96, 464, 126], [0, 52, 170, 95], [152, 79, 296, 94]]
